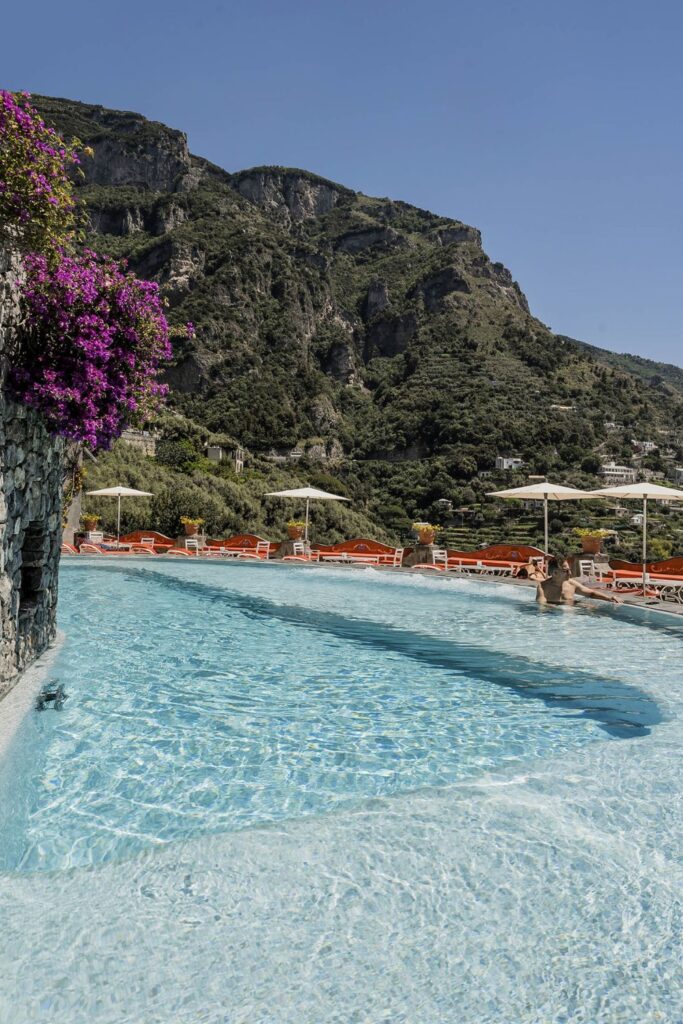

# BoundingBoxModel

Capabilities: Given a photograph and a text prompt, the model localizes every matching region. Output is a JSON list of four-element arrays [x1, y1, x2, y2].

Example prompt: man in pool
[[536, 557, 623, 607]]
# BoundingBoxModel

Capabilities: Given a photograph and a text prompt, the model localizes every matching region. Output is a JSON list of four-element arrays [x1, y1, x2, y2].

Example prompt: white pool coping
[[0, 632, 64, 760]]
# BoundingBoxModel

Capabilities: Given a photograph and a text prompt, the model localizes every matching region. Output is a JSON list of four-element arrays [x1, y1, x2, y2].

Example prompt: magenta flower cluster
[[1, 90, 171, 448], [11, 249, 171, 449], [0, 90, 81, 248]]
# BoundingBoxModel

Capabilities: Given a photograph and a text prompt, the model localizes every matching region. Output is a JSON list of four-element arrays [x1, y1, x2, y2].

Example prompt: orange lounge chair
[[212, 540, 271, 560], [312, 538, 403, 566], [282, 541, 319, 562], [119, 530, 174, 553], [235, 541, 271, 560], [206, 534, 272, 559], [61, 543, 78, 555]]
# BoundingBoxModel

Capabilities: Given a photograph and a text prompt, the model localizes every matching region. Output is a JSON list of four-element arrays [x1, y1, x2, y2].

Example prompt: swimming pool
[[0, 560, 681, 1022]]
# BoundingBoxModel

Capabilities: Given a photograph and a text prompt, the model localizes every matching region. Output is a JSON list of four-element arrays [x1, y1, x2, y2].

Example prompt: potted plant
[[80, 513, 101, 532], [180, 515, 204, 537], [573, 527, 612, 555], [413, 522, 440, 546], [286, 520, 306, 540]]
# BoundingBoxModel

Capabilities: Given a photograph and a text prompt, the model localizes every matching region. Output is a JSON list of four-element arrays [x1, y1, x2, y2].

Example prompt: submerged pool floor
[[0, 560, 681, 1023]]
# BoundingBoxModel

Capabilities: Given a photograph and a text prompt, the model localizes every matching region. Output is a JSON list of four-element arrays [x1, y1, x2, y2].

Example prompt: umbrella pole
[[117, 494, 121, 550], [642, 496, 648, 590], [305, 498, 310, 543], [544, 498, 549, 558]]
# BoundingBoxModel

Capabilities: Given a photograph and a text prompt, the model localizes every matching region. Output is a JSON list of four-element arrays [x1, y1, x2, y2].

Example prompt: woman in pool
[[536, 557, 623, 607]]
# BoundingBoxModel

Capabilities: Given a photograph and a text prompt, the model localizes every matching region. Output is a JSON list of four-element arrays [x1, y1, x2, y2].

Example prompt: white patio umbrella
[[265, 486, 350, 541], [487, 481, 595, 555], [590, 481, 683, 586], [86, 485, 154, 548]]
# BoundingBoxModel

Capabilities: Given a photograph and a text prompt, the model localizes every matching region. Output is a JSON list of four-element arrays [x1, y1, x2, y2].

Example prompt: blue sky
[[3, 0, 681, 362]]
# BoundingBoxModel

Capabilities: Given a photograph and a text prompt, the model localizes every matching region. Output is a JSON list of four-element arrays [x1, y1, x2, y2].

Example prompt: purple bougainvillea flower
[[11, 249, 170, 449]]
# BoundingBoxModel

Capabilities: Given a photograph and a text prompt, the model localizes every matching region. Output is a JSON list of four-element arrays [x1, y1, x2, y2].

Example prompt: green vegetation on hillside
[[35, 95, 683, 557]]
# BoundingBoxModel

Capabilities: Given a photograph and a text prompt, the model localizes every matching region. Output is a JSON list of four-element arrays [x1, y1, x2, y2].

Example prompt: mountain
[[32, 95, 683, 547], [564, 337, 683, 396]]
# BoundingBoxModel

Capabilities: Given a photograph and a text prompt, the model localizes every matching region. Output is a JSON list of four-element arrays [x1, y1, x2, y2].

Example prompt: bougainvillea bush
[[0, 89, 84, 252], [11, 249, 171, 449], [1, 89, 170, 448]]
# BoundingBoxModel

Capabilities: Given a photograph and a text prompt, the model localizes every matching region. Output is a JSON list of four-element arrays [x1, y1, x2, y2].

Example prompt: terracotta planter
[[287, 525, 304, 540], [581, 535, 601, 555], [183, 522, 200, 536], [82, 518, 99, 532], [418, 528, 436, 545]]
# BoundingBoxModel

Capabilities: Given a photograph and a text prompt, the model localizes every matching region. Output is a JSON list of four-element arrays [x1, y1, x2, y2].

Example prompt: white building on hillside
[[206, 445, 246, 474], [495, 456, 524, 472], [600, 462, 636, 484]]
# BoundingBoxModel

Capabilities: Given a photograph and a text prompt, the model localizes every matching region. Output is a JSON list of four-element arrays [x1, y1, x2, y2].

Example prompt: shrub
[[157, 437, 202, 472], [648, 538, 673, 561]]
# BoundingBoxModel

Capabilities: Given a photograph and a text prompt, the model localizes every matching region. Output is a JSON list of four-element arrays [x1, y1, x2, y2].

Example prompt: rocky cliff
[[32, 96, 683, 536]]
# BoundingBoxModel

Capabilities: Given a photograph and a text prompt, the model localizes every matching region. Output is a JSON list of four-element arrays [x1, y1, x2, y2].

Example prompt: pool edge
[[0, 631, 65, 759]]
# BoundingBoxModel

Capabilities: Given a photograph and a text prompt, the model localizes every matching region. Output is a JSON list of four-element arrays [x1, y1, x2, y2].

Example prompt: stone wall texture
[[0, 246, 64, 697]]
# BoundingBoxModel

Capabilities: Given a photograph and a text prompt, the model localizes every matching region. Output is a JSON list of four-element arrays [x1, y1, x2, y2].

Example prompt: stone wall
[[0, 246, 64, 697]]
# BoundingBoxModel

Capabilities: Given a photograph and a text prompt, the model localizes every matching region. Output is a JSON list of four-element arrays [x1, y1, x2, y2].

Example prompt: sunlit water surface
[[0, 560, 681, 1023]]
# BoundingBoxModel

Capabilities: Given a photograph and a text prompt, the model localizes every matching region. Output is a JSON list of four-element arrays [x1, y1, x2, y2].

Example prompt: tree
[[581, 454, 601, 475]]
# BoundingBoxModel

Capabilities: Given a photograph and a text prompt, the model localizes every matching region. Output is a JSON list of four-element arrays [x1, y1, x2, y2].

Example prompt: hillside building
[[120, 428, 158, 457], [599, 462, 636, 484], [206, 445, 246, 474], [495, 456, 524, 472]]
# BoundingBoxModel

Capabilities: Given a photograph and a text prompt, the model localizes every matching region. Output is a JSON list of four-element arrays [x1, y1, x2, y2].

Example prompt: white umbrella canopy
[[487, 481, 595, 555], [86, 486, 154, 547], [590, 482, 683, 584], [265, 486, 350, 541], [87, 486, 154, 498]]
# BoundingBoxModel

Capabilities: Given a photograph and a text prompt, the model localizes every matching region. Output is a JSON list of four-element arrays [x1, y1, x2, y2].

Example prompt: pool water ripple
[[0, 559, 681, 1023]]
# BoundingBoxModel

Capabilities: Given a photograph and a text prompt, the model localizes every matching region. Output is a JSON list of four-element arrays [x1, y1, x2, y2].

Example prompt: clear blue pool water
[[0, 560, 681, 1023]]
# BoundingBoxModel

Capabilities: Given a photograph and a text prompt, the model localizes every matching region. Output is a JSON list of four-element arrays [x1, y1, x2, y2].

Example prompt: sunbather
[[537, 557, 622, 607], [516, 558, 546, 582]]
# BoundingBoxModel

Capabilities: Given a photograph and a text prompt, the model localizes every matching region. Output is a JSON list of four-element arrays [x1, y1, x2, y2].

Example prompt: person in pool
[[536, 556, 623, 607]]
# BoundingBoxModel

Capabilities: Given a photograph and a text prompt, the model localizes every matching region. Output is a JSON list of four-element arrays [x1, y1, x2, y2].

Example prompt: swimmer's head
[[547, 556, 570, 580]]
